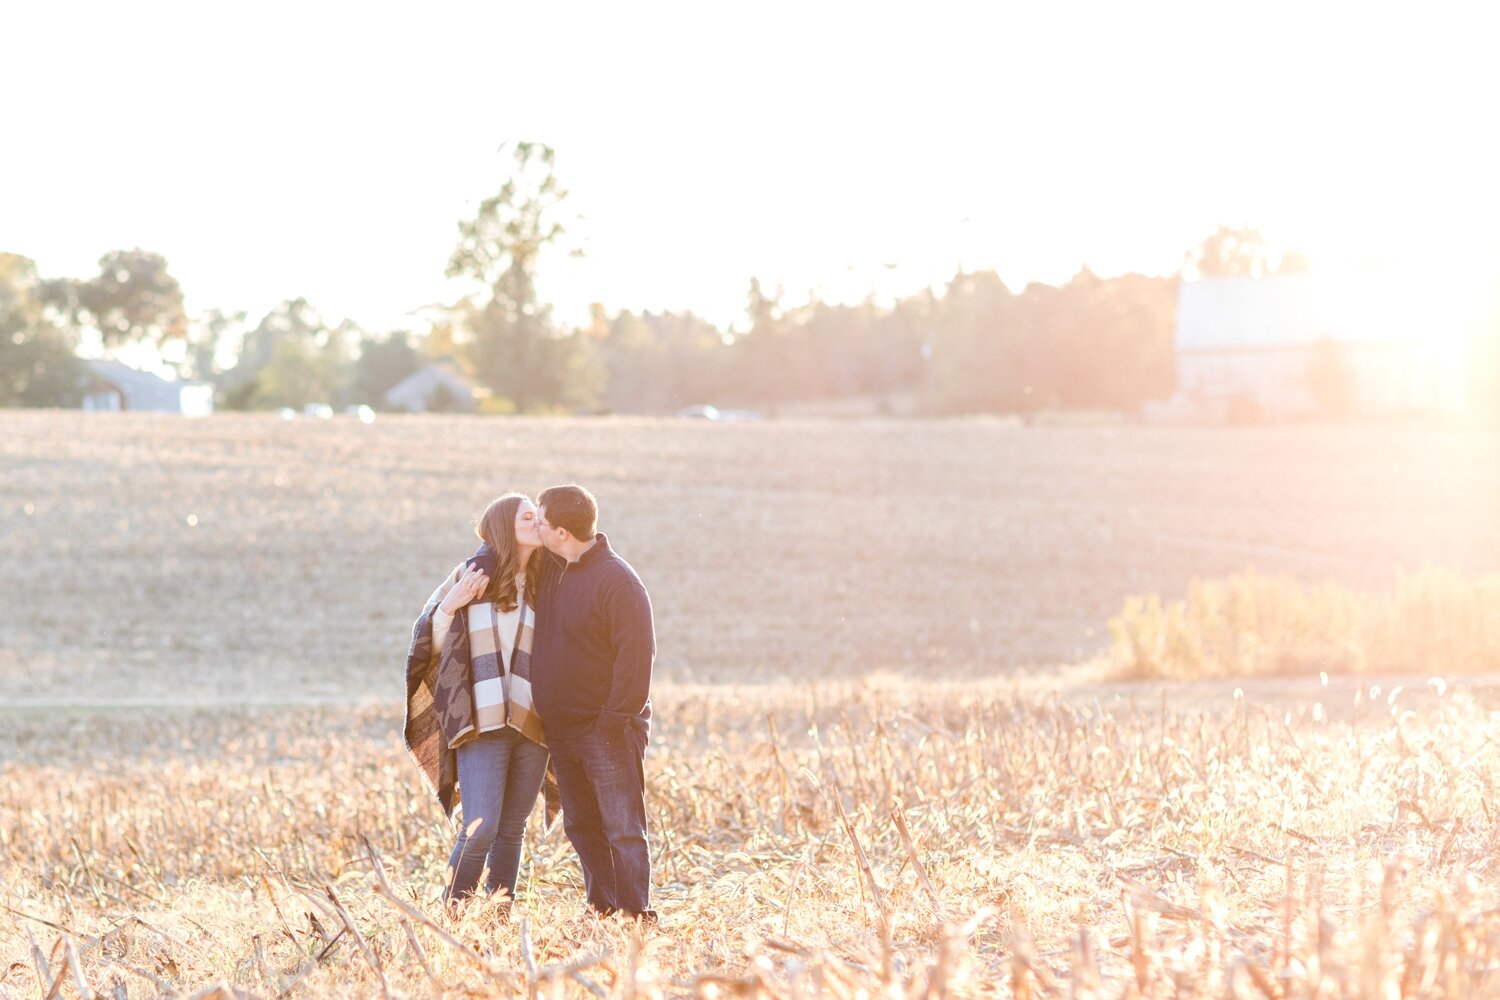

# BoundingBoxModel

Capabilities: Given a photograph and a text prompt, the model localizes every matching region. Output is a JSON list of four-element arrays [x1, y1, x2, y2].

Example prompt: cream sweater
[[430, 567, 527, 663]]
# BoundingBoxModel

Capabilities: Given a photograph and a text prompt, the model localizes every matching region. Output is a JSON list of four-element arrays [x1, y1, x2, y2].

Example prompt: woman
[[404, 492, 553, 906]]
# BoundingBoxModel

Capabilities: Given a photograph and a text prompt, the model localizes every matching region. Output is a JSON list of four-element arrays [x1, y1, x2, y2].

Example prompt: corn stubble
[[5, 414, 1500, 995], [4, 681, 1500, 998]]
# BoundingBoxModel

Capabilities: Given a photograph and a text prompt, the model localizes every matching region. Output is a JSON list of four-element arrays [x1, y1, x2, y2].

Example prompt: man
[[531, 484, 657, 920]]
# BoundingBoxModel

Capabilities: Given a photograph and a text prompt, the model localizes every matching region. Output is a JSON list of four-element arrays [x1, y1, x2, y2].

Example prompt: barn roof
[[1174, 270, 1486, 353], [384, 363, 477, 411], [84, 359, 201, 410]]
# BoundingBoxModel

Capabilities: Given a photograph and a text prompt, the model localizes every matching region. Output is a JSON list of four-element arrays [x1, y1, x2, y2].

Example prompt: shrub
[[1109, 568, 1500, 679]]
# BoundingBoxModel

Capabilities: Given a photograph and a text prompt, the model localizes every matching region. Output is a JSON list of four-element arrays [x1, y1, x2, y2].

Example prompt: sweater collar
[[573, 532, 612, 567]]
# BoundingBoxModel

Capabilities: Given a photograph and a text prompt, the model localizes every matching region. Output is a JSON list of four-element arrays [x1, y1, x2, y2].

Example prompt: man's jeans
[[445, 727, 550, 902], [549, 718, 653, 916]]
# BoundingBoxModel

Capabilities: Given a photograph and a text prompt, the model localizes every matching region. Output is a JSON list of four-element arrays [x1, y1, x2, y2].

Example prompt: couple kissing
[[403, 484, 657, 922]]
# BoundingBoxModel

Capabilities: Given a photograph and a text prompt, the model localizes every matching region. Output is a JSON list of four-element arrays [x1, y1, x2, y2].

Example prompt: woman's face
[[514, 498, 542, 546]]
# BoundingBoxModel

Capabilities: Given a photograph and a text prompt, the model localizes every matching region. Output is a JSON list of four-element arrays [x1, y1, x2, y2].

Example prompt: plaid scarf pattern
[[466, 594, 546, 746], [404, 564, 559, 827]]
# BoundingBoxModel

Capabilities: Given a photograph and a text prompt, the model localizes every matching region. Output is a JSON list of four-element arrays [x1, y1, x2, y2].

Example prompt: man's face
[[535, 506, 565, 554]]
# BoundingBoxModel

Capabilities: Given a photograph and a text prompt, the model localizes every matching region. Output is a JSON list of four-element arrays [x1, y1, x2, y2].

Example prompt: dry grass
[[4, 413, 1500, 996], [2, 413, 1498, 702], [7, 680, 1500, 997], [1110, 569, 1500, 679]]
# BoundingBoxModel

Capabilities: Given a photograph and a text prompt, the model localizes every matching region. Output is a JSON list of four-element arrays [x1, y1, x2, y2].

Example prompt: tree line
[[10, 143, 1468, 416]]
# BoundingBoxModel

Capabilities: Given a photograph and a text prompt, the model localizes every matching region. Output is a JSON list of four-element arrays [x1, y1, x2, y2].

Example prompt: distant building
[[383, 363, 478, 413], [81, 360, 214, 416], [1173, 272, 1479, 419]]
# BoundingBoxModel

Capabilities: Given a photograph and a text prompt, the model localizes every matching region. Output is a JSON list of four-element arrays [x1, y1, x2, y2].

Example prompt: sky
[[5, 1, 1499, 337]]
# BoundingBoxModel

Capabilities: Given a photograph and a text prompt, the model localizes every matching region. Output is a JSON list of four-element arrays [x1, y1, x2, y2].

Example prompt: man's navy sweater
[[532, 533, 656, 742]]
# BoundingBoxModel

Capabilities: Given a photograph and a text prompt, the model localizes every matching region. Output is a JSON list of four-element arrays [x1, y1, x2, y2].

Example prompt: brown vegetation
[[4, 414, 1500, 995], [1110, 569, 1500, 680], [6, 681, 1500, 996]]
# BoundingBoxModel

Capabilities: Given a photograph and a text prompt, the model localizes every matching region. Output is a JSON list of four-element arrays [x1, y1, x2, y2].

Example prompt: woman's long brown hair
[[474, 493, 537, 613]]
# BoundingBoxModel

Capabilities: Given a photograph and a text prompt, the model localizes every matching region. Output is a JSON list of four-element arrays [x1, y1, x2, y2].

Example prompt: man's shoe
[[625, 909, 659, 928]]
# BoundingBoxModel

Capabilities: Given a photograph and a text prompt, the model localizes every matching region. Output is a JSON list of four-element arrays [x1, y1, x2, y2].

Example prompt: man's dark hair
[[538, 484, 598, 541]]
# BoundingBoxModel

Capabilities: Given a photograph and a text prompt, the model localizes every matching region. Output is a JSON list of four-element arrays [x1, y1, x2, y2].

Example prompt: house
[[1173, 271, 1480, 418], [383, 363, 478, 413], [81, 360, 214, 416]]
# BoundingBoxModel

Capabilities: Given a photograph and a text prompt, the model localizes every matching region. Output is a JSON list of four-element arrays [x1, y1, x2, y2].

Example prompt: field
[[3, 413, 1497, 703], [3, 413, 1500, 997]]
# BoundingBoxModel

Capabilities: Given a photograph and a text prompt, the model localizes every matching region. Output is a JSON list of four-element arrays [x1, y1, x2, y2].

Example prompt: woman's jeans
[[445, 727, 550, 902]]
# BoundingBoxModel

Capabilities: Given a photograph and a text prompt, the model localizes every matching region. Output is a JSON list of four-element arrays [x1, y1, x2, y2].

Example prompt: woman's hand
[[438, 565, 489, 616]]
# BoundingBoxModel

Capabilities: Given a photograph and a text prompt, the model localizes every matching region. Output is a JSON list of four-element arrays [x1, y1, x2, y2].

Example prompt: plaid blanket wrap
[[404, 564, 559, 828], [467, 598, 546, 745]]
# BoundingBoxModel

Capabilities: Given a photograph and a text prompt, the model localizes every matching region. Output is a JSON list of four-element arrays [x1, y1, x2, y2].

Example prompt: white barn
[[1174, 272, 1478, 418], [81, 360, 214, 416]]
